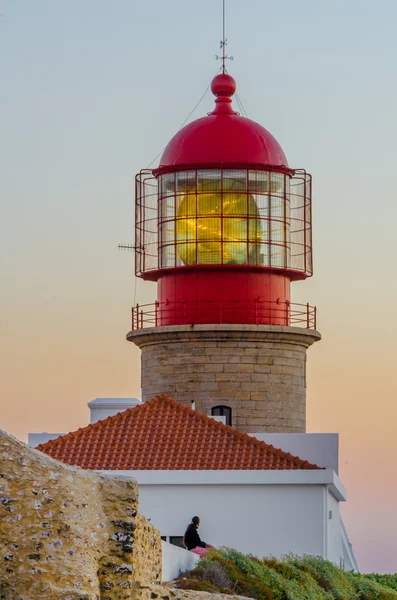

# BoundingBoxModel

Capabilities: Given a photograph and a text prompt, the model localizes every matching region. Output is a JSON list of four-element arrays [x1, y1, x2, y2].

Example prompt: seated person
[[183, 516, 212, 556]]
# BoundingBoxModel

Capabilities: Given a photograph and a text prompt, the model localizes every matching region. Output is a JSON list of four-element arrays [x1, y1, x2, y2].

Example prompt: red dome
[[158, 73, 288, 171]]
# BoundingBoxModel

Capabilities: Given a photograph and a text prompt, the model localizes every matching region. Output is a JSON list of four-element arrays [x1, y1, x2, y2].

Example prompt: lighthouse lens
[[176, 177, 261, 266]]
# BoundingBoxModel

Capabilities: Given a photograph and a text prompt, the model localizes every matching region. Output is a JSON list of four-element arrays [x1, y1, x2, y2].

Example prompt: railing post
[[285, 300, 290, 326], [314, 306, 317, 330], [136, 303, 139, 330], [140, 310, 143, 329], [131, 307, 134, 331], [306, 303, 310, 329], [155, 301, 159, 327]]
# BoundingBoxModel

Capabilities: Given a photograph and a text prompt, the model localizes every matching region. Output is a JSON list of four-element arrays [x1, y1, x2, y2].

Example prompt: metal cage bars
[[135, 168, 312, 278]]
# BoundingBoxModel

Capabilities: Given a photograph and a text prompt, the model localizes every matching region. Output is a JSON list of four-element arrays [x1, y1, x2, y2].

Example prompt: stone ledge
[[127, 324, 321, 349]]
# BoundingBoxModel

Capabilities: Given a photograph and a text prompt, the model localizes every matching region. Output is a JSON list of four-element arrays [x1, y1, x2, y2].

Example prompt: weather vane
[[215, 0, 233, 72]]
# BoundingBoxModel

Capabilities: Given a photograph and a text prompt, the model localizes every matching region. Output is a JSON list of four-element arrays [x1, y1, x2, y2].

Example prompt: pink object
[[190, 546, 208, 557]]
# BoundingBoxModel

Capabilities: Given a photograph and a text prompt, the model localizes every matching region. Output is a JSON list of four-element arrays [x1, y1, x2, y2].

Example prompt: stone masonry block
[[204, 347, 224, 355], [199, 382, 219, 392], [256, 357, 274, 365], [253, 365, 271, 374], [215, 380, 238, 390], [240, 383, 260, 392], [236, 364, 254, 372], [209, 355, 229, 363], [250, 392, 267, 401], [246, 417, 272, 426], [251, 373, 272, 383], [238, 400, 257, 409], [205, 363, 225, 373], [234, 392, 251, 401], [215, 373, 235, 381], [187, 364, 206, 373]]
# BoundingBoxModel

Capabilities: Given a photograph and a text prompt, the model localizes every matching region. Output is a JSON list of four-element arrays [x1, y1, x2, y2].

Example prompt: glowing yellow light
[[176, 181, 262, 265]]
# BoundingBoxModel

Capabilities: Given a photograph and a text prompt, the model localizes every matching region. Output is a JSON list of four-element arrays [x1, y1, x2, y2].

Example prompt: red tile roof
[[37, 395, 320, 471]]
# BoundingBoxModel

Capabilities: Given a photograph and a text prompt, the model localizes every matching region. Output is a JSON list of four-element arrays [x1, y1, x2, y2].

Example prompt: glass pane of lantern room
[[161, 244, 176, 269], [223, 217, 247, 264], [177, 193, 196, 218], [161, 195, 175, 220], [160, 173, 176, 196], [198, 169, 221, 193], [270, 172, 284, 195], [258, 242, 270, 267], [248, 170, 270, 195], [161, 219, 175, 246], [223, 169, 247, 195], [197, 216, 221, 264], [248, 171, 269, 264], [176, 171, 195, 195], [176, 215, 197, 266], [270, 243, 284, 268], [223, 174, 248, 235], [248, 217, 261, 265], [270, 190, 285, 268], [222, 170, 249, 265], [176, 242, 197, 266]]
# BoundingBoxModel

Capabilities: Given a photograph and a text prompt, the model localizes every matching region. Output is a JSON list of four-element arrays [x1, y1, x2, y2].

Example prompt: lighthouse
[[127, 72, 320, 433]]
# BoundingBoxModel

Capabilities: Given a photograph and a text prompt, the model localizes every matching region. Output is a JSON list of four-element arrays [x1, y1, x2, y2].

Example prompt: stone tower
[[127, 73, 320, 433]]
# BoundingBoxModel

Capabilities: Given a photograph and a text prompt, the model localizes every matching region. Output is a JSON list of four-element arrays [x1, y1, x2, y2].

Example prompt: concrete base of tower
[[127, 324, 321, 434]]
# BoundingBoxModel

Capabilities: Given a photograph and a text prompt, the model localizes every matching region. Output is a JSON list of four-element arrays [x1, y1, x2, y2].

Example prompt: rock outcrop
[[0, 429, 161, 599]]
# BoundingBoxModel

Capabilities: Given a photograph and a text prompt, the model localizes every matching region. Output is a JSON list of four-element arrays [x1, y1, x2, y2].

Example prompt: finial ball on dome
[[211, 73, 236, 97]]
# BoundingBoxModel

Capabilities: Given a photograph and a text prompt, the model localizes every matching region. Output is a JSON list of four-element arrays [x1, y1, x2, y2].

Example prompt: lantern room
[[134, 73, 314, 328]]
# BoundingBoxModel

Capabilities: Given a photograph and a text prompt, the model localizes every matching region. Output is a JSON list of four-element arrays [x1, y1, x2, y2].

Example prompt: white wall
[[161, 541, 199, 582], [101, 470, 351, 566], [87, 398, 141, 423], [327, 489, 343, 566], [140, 484, 325, 560], [28, 432, 65, 447], [251, 433, 339, 474]]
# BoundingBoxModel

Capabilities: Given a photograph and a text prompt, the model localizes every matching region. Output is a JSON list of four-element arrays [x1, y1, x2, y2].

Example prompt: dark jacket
[[184, 526, 206, 550]]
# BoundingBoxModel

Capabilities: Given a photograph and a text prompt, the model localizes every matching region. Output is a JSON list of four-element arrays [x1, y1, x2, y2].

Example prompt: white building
[[35, 395, 358, 572]]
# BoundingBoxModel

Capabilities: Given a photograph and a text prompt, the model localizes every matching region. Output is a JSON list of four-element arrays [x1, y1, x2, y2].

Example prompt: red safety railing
[[130, 299, 317, 331]]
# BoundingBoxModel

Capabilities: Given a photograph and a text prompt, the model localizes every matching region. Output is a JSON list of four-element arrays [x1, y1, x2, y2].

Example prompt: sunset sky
[[1, 0, 397, 574]]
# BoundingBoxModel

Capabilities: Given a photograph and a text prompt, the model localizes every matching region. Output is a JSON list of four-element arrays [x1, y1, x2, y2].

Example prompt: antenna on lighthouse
[[118, 243, 134, 251], [215, 0, 233, 72]]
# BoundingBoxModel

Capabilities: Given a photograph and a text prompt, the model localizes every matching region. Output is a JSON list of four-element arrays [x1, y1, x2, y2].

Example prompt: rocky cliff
[[0, 429, 161, 599]]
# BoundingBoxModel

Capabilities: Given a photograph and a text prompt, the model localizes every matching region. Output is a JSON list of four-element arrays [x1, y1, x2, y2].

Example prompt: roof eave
[[99, 469, 347, 501]]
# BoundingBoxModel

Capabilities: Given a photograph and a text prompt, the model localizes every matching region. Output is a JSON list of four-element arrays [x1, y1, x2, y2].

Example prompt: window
[[211, 405, 232, 426], [169, 536, 185, 549]]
